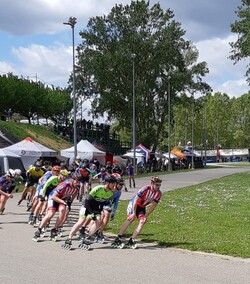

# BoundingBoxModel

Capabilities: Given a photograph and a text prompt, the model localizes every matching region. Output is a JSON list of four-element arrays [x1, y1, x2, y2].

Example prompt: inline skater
[[32, 172, 80, 242], [93, 167, 109, 184], [94, 174, 125, 243], [28, 165, 61, 224], [111, 176, 162, 249], [32, 169, 68, 225], [61, 174, 117, 250], [12, 169, 23, 192], [76, 163, 91, 201], [17, 161, 44, 206], [0, 170, 15, 213]]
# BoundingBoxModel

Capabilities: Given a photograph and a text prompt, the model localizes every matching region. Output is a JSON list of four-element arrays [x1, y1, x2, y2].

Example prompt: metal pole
[[191, 92, 194, 169], [168, 80, 171, 171], [132, 54, 136, 174], [64, 17, 77, 161]]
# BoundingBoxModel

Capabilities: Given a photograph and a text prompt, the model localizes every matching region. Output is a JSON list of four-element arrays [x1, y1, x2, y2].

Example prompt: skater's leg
[[54, 204, 68, 228], [68, 216, 86, 239], [118, 218, 134, 236], [131, 216, 146, 239], [39, 209, 55, 230]]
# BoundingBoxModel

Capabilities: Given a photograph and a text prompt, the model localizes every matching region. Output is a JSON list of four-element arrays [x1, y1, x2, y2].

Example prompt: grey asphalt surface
[[0, 165, 250, 284]]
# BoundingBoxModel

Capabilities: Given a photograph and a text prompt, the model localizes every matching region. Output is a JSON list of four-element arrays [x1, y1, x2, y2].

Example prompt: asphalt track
[[0, 165, 250, 284]]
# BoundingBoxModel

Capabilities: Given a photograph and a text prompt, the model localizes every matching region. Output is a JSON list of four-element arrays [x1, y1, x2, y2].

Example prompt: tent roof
[[0, 148, 21, 158], [3, 137, 57, 157], [60, 140, 105, 158]]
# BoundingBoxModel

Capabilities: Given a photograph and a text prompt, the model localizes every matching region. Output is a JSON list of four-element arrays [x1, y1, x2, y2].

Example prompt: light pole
[[64, 16, 77, 161], [131, 53, 136, 173], [168, 79, 171, 171], [191, 91, 195, 169]]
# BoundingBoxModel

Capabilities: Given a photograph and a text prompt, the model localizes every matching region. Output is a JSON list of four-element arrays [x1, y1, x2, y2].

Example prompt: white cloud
[[196, 34, 249, 97], [0, 0, 248, 98], [11, 43, 71, 86]]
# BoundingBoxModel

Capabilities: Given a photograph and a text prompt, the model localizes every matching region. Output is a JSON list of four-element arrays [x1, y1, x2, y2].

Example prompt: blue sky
[[0, 0, 249, 99]]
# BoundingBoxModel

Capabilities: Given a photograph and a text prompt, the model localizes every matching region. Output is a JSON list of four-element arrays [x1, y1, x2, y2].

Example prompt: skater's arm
[[51, 192, 67, 205], [0, 188, 13, 198], [145, 202, 157, 218]]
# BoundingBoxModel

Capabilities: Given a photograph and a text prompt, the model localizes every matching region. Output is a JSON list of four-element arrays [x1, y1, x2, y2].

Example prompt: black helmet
[[105, 174, 117, 183]]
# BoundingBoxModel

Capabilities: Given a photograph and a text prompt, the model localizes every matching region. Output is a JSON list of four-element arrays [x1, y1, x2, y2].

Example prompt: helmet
[[70, 172, 82, 181], [100, 167, 106, 173], [105, 174, 117, 183], [52, 165, 61, 172], [35, 161, 42, 167], [151, 176, 162, 183], [116, 176, 124, 183], [15, 169, 22, 175], [6, 169, 15, 177], [60, 169, 69, 177], [112, 173, 121, 179]]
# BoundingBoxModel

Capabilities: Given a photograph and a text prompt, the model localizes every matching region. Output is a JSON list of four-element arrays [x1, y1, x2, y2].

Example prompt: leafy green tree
[[230, 0, 250, 84], [74, 0, 210, 151]]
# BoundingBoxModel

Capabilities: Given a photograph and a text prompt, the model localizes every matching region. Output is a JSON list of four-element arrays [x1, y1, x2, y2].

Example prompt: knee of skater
[[139, 217, 147, 224]]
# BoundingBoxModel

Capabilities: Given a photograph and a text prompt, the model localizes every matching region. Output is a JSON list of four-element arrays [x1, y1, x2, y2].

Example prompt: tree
[[229, 0, 250, 84], [74, 0, 210, 151]]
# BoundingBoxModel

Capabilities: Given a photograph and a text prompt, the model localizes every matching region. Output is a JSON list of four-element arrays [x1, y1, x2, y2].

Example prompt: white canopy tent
[[60, 140, 106, 165], [122, 151, 145, 165], [3, 137, 57, 169]]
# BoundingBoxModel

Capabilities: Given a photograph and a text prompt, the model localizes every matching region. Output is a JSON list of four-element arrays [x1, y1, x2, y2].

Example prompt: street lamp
[[64, 16, 77, 161], [131, 53, 136, 173], [191, 91, 195, 169], [168, 79, 171, 171]]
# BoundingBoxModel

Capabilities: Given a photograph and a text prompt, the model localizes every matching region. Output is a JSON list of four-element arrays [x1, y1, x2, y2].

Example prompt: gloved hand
[[67, 201, 72, 211], [39, 196, 45, 202]]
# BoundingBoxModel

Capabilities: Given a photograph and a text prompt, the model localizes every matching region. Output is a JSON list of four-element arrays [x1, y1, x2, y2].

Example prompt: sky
[[0, 0, 249, 104]]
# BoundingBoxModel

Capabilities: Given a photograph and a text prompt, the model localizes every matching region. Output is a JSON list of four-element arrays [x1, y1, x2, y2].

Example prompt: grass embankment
[[0, 121, 72, 151], [107, 172, 250, 258]]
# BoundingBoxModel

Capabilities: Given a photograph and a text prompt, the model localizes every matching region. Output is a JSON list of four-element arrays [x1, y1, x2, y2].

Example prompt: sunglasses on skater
[[154, 183, 161, 187], [118, 183, 124, 186]]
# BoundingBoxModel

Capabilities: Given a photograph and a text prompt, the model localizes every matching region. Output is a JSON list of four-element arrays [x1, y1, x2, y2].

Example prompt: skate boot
[[111, 236, 124, 248], [133, 181, 136, 188], [17, 199, 22, 206], [79, 195, 83, 202], [124, 238, 137, 249], [78, 227, 86, 240], [57, 227, 63, 237], [40, 228, 46, 238], [0, 208, 5, 214], [28, 213, 34, 224], [32, 228, 41, 242], [124, 187, 128, 192], [94, 231, 105, 244], [49, 228, 58, 241], [26, 203, 32, 212], [31, 216, 37, 226], [61, 238, 72, 250], [78, 235, 91, 250]]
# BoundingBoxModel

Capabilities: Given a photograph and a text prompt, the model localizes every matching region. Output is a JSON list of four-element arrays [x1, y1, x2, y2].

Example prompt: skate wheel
[[61, 244, 72, 250], [32, 237, 39, 242], [84, 244, 90, 251]]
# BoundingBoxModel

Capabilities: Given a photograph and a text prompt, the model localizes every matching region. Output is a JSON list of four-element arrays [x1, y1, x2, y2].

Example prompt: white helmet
[[6, 169, 15, 177], [15, 169, 22, 175]]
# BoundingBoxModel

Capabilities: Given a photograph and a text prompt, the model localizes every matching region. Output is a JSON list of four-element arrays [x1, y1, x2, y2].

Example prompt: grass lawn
[[107, 172, 250, 258]]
